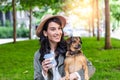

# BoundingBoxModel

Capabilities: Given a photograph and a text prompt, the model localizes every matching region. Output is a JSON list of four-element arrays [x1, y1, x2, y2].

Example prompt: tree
[[96, 0, 100, 41], [20, 0, 39, 39], [12, 0, 16, 43], [91, 0, 95, 37], [0, 0, 17, 43], [0, 1, 12, 26], [104, 0, 112, 49]]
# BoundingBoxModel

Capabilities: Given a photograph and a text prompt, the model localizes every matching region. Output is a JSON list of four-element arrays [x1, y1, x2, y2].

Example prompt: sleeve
[[42, 70, 48, 80], [87, 59, 96, 78], [84, 55, 96, 78], [77, 69, 85, 80], [34, 51, 45, 80]]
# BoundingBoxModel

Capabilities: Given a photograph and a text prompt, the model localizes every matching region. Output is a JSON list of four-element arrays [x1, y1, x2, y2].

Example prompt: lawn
[[0, 40, 39, 80], [0, 37, 120, 80]]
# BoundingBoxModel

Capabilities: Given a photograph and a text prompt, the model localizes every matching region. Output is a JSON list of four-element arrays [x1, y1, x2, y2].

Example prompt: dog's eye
[[73, 41, 76, 43]]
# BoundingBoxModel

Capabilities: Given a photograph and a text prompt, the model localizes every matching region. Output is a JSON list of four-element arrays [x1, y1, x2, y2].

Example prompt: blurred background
[[0, 0, 119, 44]]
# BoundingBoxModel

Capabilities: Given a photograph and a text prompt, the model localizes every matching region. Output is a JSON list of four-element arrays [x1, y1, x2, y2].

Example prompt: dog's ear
[[66, 37, 72, 50], [66, 37, 72, 45], [79, 37, 82, 44]]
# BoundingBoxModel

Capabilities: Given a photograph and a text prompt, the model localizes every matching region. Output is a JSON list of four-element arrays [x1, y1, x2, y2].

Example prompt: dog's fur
[[64, 37, 89, 80]]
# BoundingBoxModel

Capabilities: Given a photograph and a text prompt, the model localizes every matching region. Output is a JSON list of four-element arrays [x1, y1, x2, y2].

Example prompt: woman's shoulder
[[34, 50, 41, 59]]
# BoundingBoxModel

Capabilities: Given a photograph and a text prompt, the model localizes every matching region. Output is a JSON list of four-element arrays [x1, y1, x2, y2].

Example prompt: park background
[[0, 0, 120, 80]]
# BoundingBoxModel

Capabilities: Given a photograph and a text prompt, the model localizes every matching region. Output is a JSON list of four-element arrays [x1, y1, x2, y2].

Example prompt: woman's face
[[43, 21, 63, 43]]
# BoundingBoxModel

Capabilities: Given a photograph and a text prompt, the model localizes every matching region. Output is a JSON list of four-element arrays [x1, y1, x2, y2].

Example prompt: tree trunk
[[92, 0, 95, 37], [96, 0, 100, 41], [29, 7, 32, 39], [104, 0, 112, 49], [12, 0, 16, 43]]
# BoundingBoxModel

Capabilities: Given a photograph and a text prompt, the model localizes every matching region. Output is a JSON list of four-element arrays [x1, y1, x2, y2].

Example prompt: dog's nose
[[78, 45, 81, 48], [75, 44, 81, 49]]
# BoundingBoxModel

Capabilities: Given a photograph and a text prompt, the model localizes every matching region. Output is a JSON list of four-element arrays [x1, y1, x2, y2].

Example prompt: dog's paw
[[65, 76, 70, 80]]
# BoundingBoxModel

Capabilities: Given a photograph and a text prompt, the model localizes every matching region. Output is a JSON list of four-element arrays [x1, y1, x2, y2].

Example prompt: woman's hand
[[60, 76, 65, 80], [69, 72, 78, 80], [42, 59, 53, 76]]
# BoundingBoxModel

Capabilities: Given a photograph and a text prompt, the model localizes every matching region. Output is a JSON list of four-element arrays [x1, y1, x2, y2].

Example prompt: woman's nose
[[55, 29, 61, 34]]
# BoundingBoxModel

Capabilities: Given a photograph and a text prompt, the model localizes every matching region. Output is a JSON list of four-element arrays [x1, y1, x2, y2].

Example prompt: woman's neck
[[49, 42, 57, 52]]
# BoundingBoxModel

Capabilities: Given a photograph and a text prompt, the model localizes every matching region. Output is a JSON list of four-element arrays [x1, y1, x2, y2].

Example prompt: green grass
[[0, 40, 39, 80], [0, 37, 120, 80], [82, 37, 120, 80]]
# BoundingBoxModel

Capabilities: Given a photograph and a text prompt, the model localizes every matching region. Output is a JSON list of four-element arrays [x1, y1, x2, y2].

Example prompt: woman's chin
[[54, 39, 61, 43]]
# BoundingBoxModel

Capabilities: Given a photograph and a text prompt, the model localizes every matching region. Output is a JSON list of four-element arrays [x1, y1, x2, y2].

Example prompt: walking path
[[111, 28, 120, 40], [0, 29, 119, 45], [0, 38, 29, 45]]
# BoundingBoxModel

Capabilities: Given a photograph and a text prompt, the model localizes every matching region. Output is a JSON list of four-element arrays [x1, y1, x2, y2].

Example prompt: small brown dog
[[64, 37, 89, 80]]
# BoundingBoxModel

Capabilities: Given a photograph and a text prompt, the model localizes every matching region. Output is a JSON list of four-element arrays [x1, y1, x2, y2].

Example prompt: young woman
[[34, 14, 84, 80]]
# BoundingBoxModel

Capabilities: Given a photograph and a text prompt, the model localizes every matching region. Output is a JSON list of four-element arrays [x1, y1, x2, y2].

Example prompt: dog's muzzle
[[74, 44, 82, 49]]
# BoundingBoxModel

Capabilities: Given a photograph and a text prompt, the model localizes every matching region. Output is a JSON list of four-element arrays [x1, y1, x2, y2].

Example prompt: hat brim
[[36, 15, 66, 37]]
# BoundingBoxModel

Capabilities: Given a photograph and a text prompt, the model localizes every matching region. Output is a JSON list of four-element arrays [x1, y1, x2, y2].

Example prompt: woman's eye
[[51, 28, 55, 31]]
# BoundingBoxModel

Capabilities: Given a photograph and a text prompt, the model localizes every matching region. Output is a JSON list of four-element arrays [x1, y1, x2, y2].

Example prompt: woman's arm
[[34, 51, 45, 80]]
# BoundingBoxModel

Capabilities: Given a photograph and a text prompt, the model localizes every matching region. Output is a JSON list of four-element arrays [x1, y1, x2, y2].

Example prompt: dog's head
[[66, 37, 82, 52]]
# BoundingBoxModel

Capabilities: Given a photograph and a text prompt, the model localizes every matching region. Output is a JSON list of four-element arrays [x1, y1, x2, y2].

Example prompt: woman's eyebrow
[[49, 27, 56, 29]]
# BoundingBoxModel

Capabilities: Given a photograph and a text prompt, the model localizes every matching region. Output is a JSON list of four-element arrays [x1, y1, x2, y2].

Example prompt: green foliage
[[5, 20, 11, 27], [33, 6, 58, 25], [0, 27, 13, 38], [33, 6, 50, 19], [20, 0, 63, 12], [0, 5, 4, 11], [110, 0, 120, 22], [17, 27, 29, 38], [110, 0, 120, 29], [0, 26, 29, 38], [0, 37, 120, 80], [0, 2, 12, 12]]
